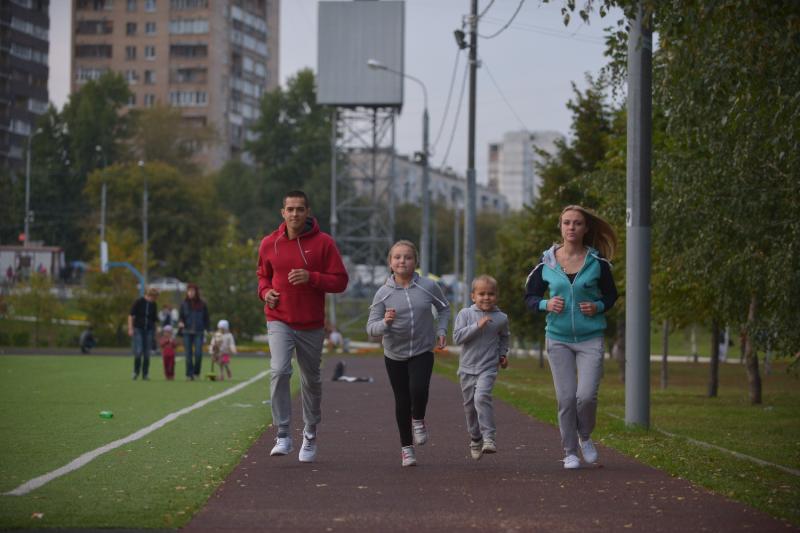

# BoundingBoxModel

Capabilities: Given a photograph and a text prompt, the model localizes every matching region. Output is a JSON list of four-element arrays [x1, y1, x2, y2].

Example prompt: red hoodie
[[256, 217, 348, 330]]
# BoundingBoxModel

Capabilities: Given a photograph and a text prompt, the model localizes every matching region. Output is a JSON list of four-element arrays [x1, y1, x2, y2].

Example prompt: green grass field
[[435, 353, 800, 526], [0, 355, 275, 529]]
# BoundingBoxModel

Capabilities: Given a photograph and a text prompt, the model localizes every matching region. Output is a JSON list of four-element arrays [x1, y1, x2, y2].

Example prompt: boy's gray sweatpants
[[459, 369, 498, 441], [267, 321, 326, 438], [546, 337, 604, 456]]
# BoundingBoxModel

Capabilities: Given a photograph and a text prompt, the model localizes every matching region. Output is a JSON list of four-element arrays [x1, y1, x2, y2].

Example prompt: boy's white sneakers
[[412, 419, 428, 445], [270, 436, 293, 456], [298, 433, 318, 463], [563, 454, 581, 469], [401, 445, 417, 467], [579, 438, 598, 464], [482, 437, 497, 454], [469, 440, 483, 460]]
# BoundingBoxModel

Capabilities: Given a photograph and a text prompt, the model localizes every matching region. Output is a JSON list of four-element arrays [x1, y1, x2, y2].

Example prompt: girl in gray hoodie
[[367, 240, 450, 467]]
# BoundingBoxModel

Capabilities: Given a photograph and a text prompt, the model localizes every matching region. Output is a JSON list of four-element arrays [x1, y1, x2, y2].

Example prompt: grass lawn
[[0, 354, 276, 529], [435, 353, 800, 526]]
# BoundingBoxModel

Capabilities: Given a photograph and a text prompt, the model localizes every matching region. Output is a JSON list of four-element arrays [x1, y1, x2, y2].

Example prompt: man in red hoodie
[[257, 190, 349, 463]]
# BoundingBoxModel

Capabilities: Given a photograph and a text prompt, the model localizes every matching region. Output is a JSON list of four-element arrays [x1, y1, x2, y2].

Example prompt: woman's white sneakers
[[299, 433, 318, 463], [563, 454, 581, 469], [412, 419, 428, 445], [270, 436, 293, 456], [401, 445, 417, 467], [579, 438, 598, 464]]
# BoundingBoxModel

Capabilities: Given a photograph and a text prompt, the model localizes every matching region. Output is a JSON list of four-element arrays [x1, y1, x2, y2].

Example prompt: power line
[[481, 57, 528, 131], [437, 60, 470, 170], [477, 0, 496, 19], [479, 0, 526, 39], [480, 15, 606, 44], [430, 47, 463, 153]]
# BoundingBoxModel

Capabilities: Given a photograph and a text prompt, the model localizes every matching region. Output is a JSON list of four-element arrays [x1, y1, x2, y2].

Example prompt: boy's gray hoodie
[[366, 273, 450, 361], [452, 304, 510, 374]]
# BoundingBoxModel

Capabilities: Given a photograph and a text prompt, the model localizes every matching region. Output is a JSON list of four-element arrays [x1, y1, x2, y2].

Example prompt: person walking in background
[[128, 287, 159, 381], [79, 325, 97, 354], [209, 319, 237, 381], [160, 324, 177, 380], [366, 240, 450, 467], [257, 190, 349, 463], [179, 283, 210, 381], [524, 205, 618, 469], [452, 275, 510, 461]]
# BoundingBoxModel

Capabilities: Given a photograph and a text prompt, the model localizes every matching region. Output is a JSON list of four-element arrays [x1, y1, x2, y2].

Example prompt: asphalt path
[[182, 357, 791, 532]]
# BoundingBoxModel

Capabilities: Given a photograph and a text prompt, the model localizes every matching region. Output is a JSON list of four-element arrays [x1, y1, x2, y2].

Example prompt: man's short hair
[[284, 190, 309, 207]]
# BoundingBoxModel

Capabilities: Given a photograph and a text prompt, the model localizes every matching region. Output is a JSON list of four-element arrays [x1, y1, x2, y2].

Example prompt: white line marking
[[4, 370, 269, 496], [604, 412, 800, 477]]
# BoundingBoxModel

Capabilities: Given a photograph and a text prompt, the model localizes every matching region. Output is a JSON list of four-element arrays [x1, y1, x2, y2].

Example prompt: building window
[[125, 69, 139, 84], [144, 70, 156, 84], [10, 120, 32, 136], [169, 43, 207, 58], [76, 67, 108, 82], [75, 44, 111, 59], [169, 18, 208, 34], [125, 45, 136, 60], [145, 0, 156, 12], [76, 0, 115, 10], [126, 22, 137, 35], [170, 67, 207, 83], [170, 0, 208, 9], [144, 94, 156, 107], [28, 99, 49, 114], [144, 46, 156, 59], [145, 22, 156, 34], [169, 91, 207, 107], [128, 94, 137, 106], [127, 0, 137, 11], [76, 20, 113, 35]]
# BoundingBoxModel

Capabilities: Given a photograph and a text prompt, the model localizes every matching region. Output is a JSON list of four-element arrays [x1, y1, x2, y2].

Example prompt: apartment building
[[488, 130, 563, 210], [0, 0, 50, 174], [71, 0, 279, 170]]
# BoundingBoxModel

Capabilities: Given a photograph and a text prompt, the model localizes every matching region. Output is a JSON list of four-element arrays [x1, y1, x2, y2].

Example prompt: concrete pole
[[329, 108, 338, 327], [463, 0, 478, 304], [24, 132, 32, 247], [420, 108, 431, 275], [140, 161, 148, 286], [624, 3, 652, 429]]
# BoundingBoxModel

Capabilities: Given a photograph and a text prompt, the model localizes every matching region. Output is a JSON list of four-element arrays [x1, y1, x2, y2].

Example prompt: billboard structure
[[317, 1, 405, 322]]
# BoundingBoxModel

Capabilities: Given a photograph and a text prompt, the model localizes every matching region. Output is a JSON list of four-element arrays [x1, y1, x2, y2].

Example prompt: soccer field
[[0, 354, 274, 529]]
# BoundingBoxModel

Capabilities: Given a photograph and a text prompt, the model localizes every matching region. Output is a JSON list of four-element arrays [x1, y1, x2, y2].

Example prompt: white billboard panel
[[317, 1, 404, 108]]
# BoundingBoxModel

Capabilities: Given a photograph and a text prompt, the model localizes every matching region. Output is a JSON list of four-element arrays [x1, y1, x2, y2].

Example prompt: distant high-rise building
[[488, 130, 562, 210], [0, 0, 50, 174], [71, 0, 279, 170]]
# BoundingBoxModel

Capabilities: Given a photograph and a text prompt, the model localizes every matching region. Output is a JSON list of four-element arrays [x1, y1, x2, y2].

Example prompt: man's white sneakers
[[298, 433, 318, 463], [270, 436, 293, 456]]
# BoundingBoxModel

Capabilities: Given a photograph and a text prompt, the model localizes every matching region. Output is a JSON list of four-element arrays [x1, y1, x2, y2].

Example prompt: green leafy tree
[[213, 160, 275, 240], [77, 270, 138, 346], [8, 274, 63, 346], [196, 220, 263, 339]]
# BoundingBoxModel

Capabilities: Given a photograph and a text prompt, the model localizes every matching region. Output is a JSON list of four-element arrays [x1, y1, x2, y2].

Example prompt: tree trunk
[[661, 319, 669, 389], [744, 295, 762, 404], [691, 324, 698, 363], [612, 317, 625, 383], [708, 320, 720, 398]]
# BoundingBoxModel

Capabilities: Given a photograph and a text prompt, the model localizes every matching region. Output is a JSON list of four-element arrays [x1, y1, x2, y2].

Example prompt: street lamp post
[[367, 59, 431, 276], [139, 160, 148, 285], [23, 128, 42, 247]]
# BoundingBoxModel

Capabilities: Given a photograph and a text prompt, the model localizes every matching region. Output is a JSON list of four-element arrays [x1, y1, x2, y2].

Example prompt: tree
[[7, 274, 63, 346], [213, 160, 276, 241], [77, 270, 138, 346]]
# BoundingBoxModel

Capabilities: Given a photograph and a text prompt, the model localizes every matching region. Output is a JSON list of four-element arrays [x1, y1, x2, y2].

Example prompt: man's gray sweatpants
[[546, 337, 604, 456], [267, 321, 326, 438], [459, 369, 498, 441]]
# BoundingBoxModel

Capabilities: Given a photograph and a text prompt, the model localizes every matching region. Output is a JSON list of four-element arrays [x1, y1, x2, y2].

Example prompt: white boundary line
[[4, 370, 269, 497], [495, 381, 800, 477], [602, 412, 800, 477]]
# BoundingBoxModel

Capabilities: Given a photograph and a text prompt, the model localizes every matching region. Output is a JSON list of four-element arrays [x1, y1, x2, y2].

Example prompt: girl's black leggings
[[384, 351, 434, 447]]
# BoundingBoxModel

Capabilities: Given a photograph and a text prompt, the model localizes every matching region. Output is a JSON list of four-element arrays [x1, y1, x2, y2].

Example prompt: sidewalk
[[182, 357, 789, 532]]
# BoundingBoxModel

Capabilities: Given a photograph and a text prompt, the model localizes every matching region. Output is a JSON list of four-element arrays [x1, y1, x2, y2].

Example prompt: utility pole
[[420, 107, 431, 275], [140, 160, 148, 286], [624, 3, 652, 429], [329, 109, 338, 327], [463, 0, 478, 303]]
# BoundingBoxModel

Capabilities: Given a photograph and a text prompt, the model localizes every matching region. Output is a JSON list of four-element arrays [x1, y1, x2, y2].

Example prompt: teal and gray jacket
[[367, 272, 450, 361], [524, 245, 617, 343]]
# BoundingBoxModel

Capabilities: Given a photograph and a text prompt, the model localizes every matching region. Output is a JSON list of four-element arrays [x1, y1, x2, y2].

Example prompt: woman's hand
[[547, 296, 565, 314], [384, 308, 396, 326], [436, 335, 447, 350], [579, 301, 597, 317]]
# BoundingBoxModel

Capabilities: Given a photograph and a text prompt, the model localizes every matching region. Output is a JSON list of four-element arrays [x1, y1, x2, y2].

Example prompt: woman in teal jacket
[[525, 205, 618, 469]]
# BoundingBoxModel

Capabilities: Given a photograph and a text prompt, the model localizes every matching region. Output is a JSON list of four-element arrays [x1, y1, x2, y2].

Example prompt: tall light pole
[[23, 128, 42, 247], [367, 59, 431, 275], [139, 160, 148, 285], [463, 0, 479, 303], [96, 145, 108, 242]]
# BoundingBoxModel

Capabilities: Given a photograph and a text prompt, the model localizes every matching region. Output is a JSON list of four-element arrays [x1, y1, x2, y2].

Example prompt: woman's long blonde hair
[[559, 205, 617, 260]]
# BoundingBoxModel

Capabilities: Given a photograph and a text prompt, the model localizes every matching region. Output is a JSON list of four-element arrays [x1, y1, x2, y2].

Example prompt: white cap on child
[[217, 320, 229, 331], [163, 324, 173, 332]]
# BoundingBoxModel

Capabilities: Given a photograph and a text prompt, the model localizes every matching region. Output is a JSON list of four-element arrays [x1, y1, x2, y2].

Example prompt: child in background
[[209, 320, 237, 381], [452, 275, 510, 460], [159, 324, 177, 380]]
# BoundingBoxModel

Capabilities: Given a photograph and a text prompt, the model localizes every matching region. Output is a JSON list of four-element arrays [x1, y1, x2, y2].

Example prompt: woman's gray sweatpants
[[267, 321, 326, 438], [459, 369, 498, 442], [546, 337, 604, 456]]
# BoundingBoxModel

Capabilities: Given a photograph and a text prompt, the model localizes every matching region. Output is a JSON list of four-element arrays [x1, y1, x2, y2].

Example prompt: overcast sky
[[49, 0, 621, 183]]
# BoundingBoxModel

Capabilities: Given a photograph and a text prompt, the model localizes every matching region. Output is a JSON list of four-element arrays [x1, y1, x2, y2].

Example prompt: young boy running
[[452, 275, 510, 460]]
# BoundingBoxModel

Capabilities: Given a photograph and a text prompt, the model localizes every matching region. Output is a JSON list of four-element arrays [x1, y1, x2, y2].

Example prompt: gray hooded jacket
[[452, 304, 510, 374], [366, 273, 450, 361]]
